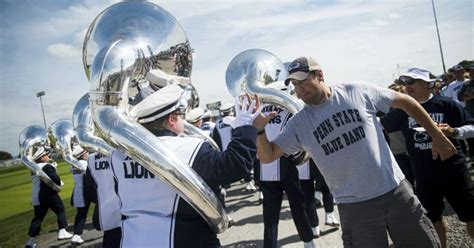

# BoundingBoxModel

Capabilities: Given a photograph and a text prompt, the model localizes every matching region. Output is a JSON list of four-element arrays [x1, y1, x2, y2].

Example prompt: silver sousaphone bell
[[72, 93, 114, 156], [48, 119, 87, 172], [19, 125, 63, 191], [83, 1, 228, 232], [226, 49, 309, 164], [226, 48, 304, 113]]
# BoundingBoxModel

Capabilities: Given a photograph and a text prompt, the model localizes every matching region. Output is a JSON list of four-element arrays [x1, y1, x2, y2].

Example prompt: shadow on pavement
[[224, 239, 263, 247], [278, 233, 301, 246]]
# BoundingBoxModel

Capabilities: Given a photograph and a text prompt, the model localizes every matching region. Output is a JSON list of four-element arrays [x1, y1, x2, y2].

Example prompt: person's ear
[[315, 70, 324, 82]]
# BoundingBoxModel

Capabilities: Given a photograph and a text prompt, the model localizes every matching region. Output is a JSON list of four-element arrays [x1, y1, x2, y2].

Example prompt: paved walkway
[[38, 181, 346, 247]]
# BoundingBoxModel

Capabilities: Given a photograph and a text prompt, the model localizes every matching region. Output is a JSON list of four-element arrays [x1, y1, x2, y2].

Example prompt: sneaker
[[228, 216, 235, 227], [312, 226, 320, 238], [304, 239, 317, 248], [58, 228, 73, 240], [245, 182, 257, 192], [71, 234, 84, 245], [220, 188, 227, 197], [25, 237, 37, 248], [325, 212, 340, 227], [314, 191, 322, 207], [314, 191, 322, 201], [258, 192, 264, 204]]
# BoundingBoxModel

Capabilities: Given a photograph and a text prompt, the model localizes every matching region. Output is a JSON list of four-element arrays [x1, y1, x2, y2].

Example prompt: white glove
[[231, 95, 261, 129]]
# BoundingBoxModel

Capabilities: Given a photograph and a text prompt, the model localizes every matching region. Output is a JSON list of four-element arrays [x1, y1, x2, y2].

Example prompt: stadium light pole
[[431, 0, 447, 74], [36, 91, 47, 129]]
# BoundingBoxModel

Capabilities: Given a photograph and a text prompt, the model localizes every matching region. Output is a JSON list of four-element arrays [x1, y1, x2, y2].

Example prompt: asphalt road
[[38, 180, 346, 247]]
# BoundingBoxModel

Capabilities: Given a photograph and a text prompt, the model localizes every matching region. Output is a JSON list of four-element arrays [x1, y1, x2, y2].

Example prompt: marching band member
[[69, 146, 90, 245], [213, 103, 257, 193], [186, 107, 205, 129], [201, 109, 216, 135], [25, 146, 72, 248], [85, 151, 122, 247], [110, 85, 259, 247]]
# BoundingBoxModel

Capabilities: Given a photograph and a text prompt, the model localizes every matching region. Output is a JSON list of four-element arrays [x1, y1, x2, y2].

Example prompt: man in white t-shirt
[[441, 65, 468, 107], [255, 56, 457, 247]]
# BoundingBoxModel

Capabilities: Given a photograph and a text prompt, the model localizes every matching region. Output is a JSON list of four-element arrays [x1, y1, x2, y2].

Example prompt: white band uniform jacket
[[111, 126, 257, 248], [87, 153, 122, 231]]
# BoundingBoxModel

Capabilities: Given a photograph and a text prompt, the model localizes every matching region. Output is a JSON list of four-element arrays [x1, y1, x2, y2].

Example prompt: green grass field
[[0, 162, 91, 247]]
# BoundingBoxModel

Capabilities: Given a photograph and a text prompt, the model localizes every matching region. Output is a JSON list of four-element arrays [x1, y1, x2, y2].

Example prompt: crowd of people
[[23, 57, 473, 248]]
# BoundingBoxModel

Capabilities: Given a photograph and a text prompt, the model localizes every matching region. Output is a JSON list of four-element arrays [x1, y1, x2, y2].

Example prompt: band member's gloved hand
[[231, 95, 261, 128]]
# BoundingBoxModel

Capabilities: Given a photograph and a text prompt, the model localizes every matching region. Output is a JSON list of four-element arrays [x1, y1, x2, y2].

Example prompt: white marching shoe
[[304, 239, 317, 248], [325, 212, 340, 227], [71, 234, 84, 245], [58, 228, 73, 240], [312, 226, 321, 238], [24, 237, 37, 248], [245, 182, 257, 192], [220, 188, 227, 197]]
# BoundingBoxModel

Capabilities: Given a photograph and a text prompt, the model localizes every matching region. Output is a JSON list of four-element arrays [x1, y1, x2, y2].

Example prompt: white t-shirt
[[273, 83, 405, 203], [441, 79, 467, 107]]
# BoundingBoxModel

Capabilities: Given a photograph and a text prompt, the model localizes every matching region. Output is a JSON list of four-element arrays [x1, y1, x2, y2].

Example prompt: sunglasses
[[399, 76, 418, 85], [172, 111, 185, 118]]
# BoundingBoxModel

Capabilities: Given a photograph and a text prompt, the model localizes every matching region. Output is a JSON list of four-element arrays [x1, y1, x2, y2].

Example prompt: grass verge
[[0, 162, 93, 247]]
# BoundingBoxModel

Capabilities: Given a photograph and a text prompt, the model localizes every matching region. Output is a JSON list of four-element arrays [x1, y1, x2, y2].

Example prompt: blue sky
[[0, 0, 472, 155]]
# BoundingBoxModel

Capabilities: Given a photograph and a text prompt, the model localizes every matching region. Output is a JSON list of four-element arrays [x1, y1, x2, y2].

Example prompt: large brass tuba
[[226, 49, 309, 164], [83, 1, 228, 232], [72, 93, 114, 156], [48, 119, 87, 172], [225, 48, 304, 113], [19, 125, 62, 191]]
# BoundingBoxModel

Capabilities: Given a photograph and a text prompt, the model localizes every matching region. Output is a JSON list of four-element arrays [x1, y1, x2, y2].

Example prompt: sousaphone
[[83, 1, 227, 232], [19, 125, 63, 191], [226, 49, 309, 164]]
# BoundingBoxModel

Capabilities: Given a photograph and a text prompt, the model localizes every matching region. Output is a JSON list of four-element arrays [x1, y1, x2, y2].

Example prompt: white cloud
[[47, 43, 81, 59], [374, 20, 389, 26], [389, 13, 401, 19]]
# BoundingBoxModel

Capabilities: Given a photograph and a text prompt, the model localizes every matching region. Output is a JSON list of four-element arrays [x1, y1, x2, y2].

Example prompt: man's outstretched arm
[[390, 92, 457, 160], [254, 113, 285, 163]]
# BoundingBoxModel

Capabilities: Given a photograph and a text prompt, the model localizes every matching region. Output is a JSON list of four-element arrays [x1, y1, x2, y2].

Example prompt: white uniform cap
[[185, 107, 204, 123], [72, 145, 87, 158], [267, 81, 288, 91], [146, 69, 172, 88], [32, 146, 50, 161], [219, 102, 234, 112], [202, 110, 212, 119], [146, 69, 192, 88], [130, 84, 184, 123]]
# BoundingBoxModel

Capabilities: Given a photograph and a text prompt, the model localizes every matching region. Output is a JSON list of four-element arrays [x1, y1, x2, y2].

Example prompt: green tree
[[0, 151, 13, 161]]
